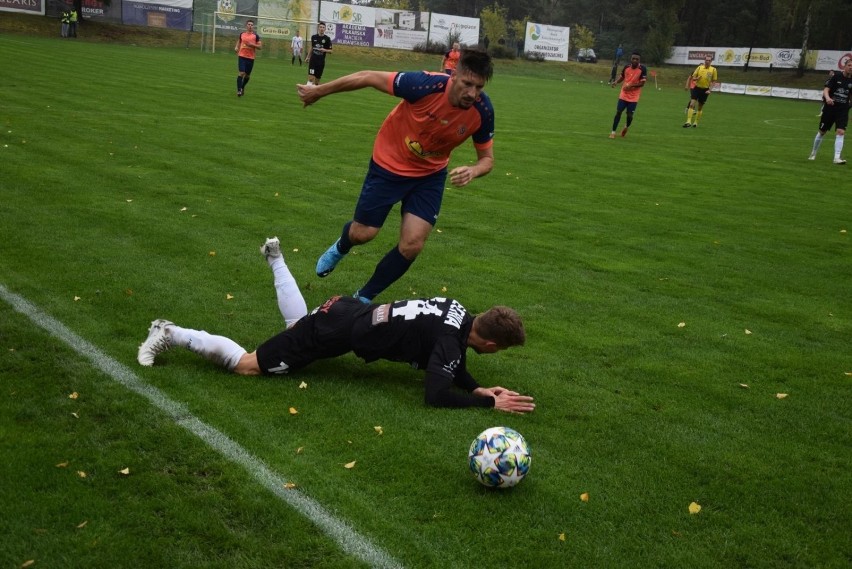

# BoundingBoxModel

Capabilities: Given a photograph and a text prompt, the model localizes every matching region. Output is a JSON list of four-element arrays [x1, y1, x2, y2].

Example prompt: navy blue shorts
[[353, 160, 448, 228], [616, 99, 638, 113], [238, 57, 255, 74]]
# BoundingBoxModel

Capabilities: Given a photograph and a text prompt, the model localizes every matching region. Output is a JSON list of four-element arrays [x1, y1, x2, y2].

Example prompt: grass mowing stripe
[[0, 282, 404, 569]]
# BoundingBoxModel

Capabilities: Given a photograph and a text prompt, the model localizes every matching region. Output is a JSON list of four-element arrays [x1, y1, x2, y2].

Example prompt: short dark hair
[[631, 51, 641, 58], [458, 49, 494, 82], [475, 306, 525, 348], [318, 21, 326, 26]]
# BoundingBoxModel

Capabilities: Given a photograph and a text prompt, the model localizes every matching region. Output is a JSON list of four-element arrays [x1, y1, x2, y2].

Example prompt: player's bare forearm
[[297, 70, 392, 107], [449, 156, 493, 186]]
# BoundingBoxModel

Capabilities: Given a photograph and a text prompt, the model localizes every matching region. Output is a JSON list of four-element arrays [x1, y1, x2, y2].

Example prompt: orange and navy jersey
[[372, 71, 494, 177], [618, 64, 647, 103], [238, 32, 261, 59], [442, 49, 460, 71]]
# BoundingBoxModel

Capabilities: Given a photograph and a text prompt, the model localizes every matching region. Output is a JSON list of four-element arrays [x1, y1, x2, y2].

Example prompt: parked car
[[576, 48, 597, 63]]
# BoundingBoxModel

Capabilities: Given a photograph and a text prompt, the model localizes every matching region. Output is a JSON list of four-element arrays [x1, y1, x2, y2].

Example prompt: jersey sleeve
[[471, 93, 495, 147], [639, 65, 648, 82], [391, 71, 448, 103], [422, 336, 493, 408]]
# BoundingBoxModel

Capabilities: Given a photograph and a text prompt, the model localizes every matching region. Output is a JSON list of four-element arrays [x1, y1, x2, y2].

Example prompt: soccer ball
[[468, 426, 531, 488]]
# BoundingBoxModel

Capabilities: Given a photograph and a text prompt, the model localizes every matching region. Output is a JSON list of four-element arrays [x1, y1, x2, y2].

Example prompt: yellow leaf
[[77, 471, 87, 478], [293, 248, 299, 252], [226, 293, 234, 300], [688, 502, 701, 514], [344, 461, 356, 469], [844, 372, 852, 376], [56, 461, 69, 468], [840, 229, 847, 234], [441, 286, 447, 293], [21, 560, 35, 568], [374, 426, 383, 435], [580, 492, 589, 502], [283, 482, 296, 489], [76, 520, 88, 529], [744, 329, 752, 335], [126, 199, 133, 203], [295, 447, 304, 454], [289, 407, 298, 415], [274, 192, 279, 197], [119, 468, 130, 475], [677, 322, 686, 328], [74, 296, 81, 301], [436, 229, 442, 233], [776, 393, 788, 399], [208, 251, 216, 256], [299, 381, 308, 389], [71, 412, 79, 419], [180, 207, 187, 212], [68, 392, 79, 400], [738, 383, 749, 389], [558, 533, 566, 541]]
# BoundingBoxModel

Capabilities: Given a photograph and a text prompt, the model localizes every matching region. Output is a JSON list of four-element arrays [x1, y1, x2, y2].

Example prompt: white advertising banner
[[523, 22, 569, 62], [428, 12, 480, 47], [814, 50, 852, 71], [373, 8, 429, 50], [667, 46, 800, 68]]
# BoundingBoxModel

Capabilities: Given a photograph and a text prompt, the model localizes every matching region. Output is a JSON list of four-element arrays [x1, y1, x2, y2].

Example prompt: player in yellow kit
[[684, 55, 718, 127]]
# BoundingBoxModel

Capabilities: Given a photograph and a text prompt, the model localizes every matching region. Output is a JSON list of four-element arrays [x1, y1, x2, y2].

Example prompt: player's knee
[[349, 222, 379, 244], [398, 237, 425, 259], [233, 352, 262, 376], [837, 128, 846, 136]]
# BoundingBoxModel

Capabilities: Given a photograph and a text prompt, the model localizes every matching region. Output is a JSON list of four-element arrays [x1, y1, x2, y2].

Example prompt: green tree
[[480, 3, 508, 49], [572, 24, 596, 51]]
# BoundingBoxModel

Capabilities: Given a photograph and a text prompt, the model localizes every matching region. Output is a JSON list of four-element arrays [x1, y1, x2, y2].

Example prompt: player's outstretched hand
[[475, 386, 519, 398], [297, 83, 320, 107], [449, 166, 476, 187], [493, 392, 535, 414]]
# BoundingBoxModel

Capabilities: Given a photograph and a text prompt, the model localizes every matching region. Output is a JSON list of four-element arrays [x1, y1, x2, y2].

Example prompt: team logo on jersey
[[457, 125, 467, 136], [442, 357, 461, 376], [372, 303, 391, 325], [217, 0, 236, 23], [405, 137, 443, 159]]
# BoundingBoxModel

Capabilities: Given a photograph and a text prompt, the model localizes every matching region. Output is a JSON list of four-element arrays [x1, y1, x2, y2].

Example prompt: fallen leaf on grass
[[441, 286, 447, 293], [68, 392, 79, 400], [118, 468, 130, 475], [744, 329, 752, 335], [73, 296, 81, 301], [21, 560, 35, 568], [283, 482, 296, 489], [844, 372, 852, 377], [226, 294, 234, 300], [580, 492, 589, 502], [776, 393, 788, 399], [208, 251, 216, 256], [71, 412, 79, 419], [289, 407, 298, 415], [126, 199, 133, 203], [180, 207, 187, 212], [299, 381, 308, 389], [77, 471, 87, 478], [295, 447, 303, 454], [56, 461, 69, 468], [738, 384, 749, 389], [374, 426, 383, 435], [344, 461, 356, 469], [558, 533, 566, 541], [76, 520, 88, 529], [677, 322, 686, 328], [292, 248, 299, 253], [688, 502, 701, 514]]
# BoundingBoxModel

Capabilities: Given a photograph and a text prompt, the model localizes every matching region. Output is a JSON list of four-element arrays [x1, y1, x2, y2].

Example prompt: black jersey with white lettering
[[352, 297, 493, 408], [825, 72, 852, 108], [310, 34, 332, 62]]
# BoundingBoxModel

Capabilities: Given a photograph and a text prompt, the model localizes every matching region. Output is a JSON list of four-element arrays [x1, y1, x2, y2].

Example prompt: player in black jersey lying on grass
[[137, 237, 535, 414]]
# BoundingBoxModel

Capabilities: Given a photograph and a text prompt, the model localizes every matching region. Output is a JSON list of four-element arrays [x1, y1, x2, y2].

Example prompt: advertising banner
[[319, 2, 375, 47], [428, 12, 479, 47], [123, 0, 193, 30], [0, 0, 44, 15], [373, 8, 429, 50], [257, 0, 313, 38], [47, 0, 122, 23], [206, 0, 259, 34], [814, 50, 852, 71], [523, 22, 569, 62], [667, 46, 800, 68]]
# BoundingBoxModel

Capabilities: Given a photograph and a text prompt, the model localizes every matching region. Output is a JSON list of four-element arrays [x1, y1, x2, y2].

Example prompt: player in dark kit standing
[[296, 50, 496, 303], [808, 59, 852, 165], [307, 21, 332, 85], [137, 237, 535, 413]]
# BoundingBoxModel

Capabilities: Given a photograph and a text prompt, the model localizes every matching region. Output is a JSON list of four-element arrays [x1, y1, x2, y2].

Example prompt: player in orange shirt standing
[[609, 52, 647, 138], [441, 42, 461, 74], [234, 19, 262, 97], [297, 50, 495, 303]]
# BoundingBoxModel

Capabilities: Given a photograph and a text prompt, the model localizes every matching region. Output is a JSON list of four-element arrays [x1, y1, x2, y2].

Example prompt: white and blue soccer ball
[[468, 426, 531, 488]]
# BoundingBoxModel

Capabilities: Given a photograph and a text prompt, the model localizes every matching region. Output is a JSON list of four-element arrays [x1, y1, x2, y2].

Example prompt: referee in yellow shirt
[[684, 55, 718, 128]]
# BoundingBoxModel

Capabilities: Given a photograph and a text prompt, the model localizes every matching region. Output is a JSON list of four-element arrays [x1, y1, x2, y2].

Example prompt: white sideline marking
[[0, 283, 403, 569]]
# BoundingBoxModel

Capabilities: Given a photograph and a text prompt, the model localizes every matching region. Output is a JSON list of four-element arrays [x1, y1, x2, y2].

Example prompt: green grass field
[[1, 30, 850, 569]]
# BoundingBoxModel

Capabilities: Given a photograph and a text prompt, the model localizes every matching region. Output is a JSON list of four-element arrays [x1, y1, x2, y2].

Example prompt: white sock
[[269, 255, 308, 328], [170, 326, 246, 371], [812, 132, 824, 156], [834, 134, 844, 159]]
